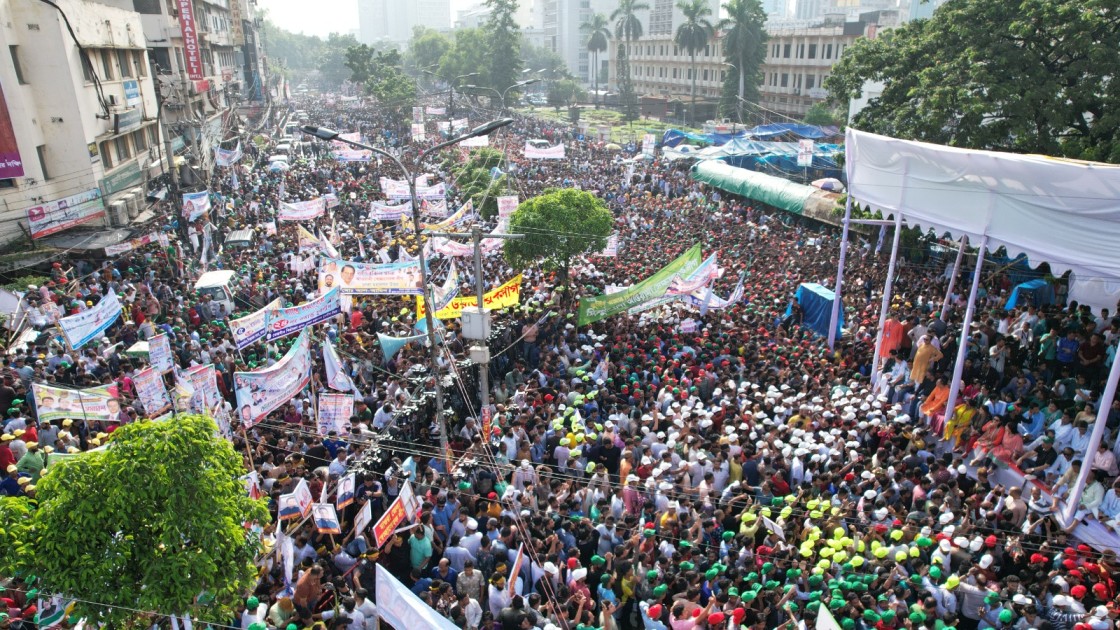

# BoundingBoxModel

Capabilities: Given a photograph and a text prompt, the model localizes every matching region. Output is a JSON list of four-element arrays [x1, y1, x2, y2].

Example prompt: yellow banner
[[417, 274, 522, 320]]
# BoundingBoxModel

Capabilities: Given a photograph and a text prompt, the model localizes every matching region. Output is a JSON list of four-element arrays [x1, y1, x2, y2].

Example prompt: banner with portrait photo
[[187, 364, 222, 414], [214, 143, 242, 166], [336, 472, 357, 510], [278, 477, 314, 520], [420, 200, 471, 231], [234, 329, 313, 428], [421, 198, 448, 218], [317, 393, 354, 437], [230, 298, 282, 349], [134, 367, 172, 417], [297, 225, 320, 252], [31, 383, 119, 423], [58, 289, 122, 349], [313, 503, 342, 534], [417, 274, 522, 320], [317, 257, 424, 296], [278, 198, 326, 221], [148, 333, 174, 373], [182, 191, 211, 221]]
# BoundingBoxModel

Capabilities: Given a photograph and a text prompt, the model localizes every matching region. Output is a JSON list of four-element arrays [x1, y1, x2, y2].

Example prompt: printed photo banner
[[31, 383, 118, 423], [524, 142, 566, 159], [666, 252, 719, 296], [354, 500, 372, 538], [265, 288, 341, 341], [336, 472, 356, 510], [432, 261, 460, 313], [425, 106, 446, 116], [148, 333, 174, 373], [332, 149, 372, 162], [104, 232, 161, 257], [497, 195, 519, 219], [297, 225, 320, 252], [230, 297, 282, 349], [279, 477, 313, 520], [577, 244, 702, 326], [278, 198, 326, 221], [317, 257, 425, 296], [411, 123, 426, 142], [415, 183, 445, 201], [370, 201, 410, 221], [134, 367, 172, 417], [680, 271, 745, 311], [317, 393, 354, 436], [214, 143, 243, 166], [421, 198, 448, 218], [317, 228, 340, 259], [416, 274, 522, 320], [420, 200, 472, 231], [313, 503, 341, 535], [182, 191, 211, 221], [380, 175, 428, 198], [596, 232, 619, 257], [59, 289, 122, 349], [27, 188, 106, 239], [172, 368, 195, 413], [234, 328, 313, 428], [323, 193, 340, 209], [187, 364, 222, 414]]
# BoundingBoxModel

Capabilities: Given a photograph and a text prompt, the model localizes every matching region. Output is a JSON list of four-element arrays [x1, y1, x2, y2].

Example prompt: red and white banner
[[524, 142, 565, 159], [176, 0, 204, 80], [497, 195, 519, 219]]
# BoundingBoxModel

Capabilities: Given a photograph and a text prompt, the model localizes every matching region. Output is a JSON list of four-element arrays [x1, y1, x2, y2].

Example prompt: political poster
[[415, 183, 446, 201], [264, 286, 338, 340], [317, 393, 354, 437], [370, 201, 410, 221], [797, 139, 815, 167], [214, 143, 242, 166], [666, 253, 719, 295], [577, 244, 702, 326], [296, 225, 320, 252], [524, 142, 565, 159], [312, 503, 342, 535], [187, 364, 222, 414], [497, 195, 519, 219], [148, 333, 174, 373], [596, 232, 619, 257], [431, 262, 460, 313], [421, 198, 448, 218], [372, 481, 418, 547], [317, 257, 425, 296], [27, 188, 106, 239], [411, 106, 423, 123], [642, 133, 656, 157], [234, 329, 313, 428], [332, 149, 372, 162], [425, 106, 446, 116], [172, 368, 196, 413], [230, 298, 282, 349], [460, 134, 488, 147], [278, 198, 326, 221], [58, 289, 122, 349], [374, 565, 460, 630], [278, 477, 313, 520], [134, 367, 172, 416], [354, 500, 372, 537], [182, 191, 211, 221], [323, 193, 340, 209], [420, 200, 472, 231], [417, 274, 522, 320], [323, 339, 355, 392], [30, 383, 118, 423], [336, 472, 357, 510], [411, 123, 426, 142]]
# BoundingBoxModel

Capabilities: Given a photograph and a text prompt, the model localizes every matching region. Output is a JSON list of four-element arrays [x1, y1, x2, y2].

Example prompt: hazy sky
[[258, 0, 474, 38]]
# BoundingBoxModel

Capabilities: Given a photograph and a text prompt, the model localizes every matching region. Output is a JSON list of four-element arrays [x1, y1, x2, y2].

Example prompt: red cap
[[567, 557, 578, 570], [1092, 583, 1109, 598], [1068, 570, 1083, 579], [708, 611, 726, 624], [1029, 553, 1047, 564], [1077, 544, 1091, 553], [1062, 559, 1078, 570], [1071, 585, 1087, 599], [984, 535, 997, 547]]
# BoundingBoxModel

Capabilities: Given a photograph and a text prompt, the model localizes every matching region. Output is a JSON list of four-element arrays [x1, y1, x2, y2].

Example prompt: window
[[0, 179, 15, 189], [672, 68, 678, 78], [148, 125, 159, 147], [81, 53, 96, 82], [780, 73, 788, 87], [35, 145, 49, 180], [720, 70, 726, 81], [702, 69, 708, 81], [101, 50, 114, 79], [133, 0, 162, 13], [118, 50, 133, 78], [114, 135, 131, 162], [825, 43, 833, 59], [9, 46, 27, 84], [808, 44, 817, 59], [797, 44, 804, 58], [100, 141, 114, 169], [137, 52, 148, 77], [132, 129, 147, 152], [806, 75, 815, 90], [783, 44, 791, 58], [704, 44, 710, 56]]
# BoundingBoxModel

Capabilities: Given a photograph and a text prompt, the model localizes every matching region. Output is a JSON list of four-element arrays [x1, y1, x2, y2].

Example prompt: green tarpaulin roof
[[691, 160, 817, 215]]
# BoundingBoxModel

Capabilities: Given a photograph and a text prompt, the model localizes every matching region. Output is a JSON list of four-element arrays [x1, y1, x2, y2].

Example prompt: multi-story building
[[358, 0, 450, 45], [541, 0, 615, 84], [614, 33, 730, 102], [0, 0, 164, 247]]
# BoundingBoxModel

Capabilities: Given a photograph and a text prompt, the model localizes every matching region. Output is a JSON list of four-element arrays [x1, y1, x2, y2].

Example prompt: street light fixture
[[462, 79, 541, 112], [299, 118, 514, 461]]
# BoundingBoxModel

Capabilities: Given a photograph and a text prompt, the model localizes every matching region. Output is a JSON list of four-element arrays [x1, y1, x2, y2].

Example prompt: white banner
[[597, 232, 619, 257], [278, 198, 326, 221], [375, 565, 459, 630], [264, 288, 341, 341], [425, 106, 446, 116], [797, 139, 815, 168], [411, 123, 426, 142], [182, 191, 211, 221], [460, 135, 489, 147], [215, 143, 243, 166], [134, 366, 172, 416], [58, 289, 121, 349], [323, 339, 355, 392], [187, 364, 222, 414], [148, 333, 174, 373], [370, 201, 410, 221], [318, 258, 424, 296], [230, 298, 282, 349], [497, 195, 519, 219], [524, 142, 565, 159], [317, 393, 354, 436], [234, 329, 313, 428]]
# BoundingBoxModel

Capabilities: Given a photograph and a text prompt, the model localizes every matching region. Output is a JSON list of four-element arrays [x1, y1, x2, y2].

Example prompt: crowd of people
[[1, 89, 1120, 630]]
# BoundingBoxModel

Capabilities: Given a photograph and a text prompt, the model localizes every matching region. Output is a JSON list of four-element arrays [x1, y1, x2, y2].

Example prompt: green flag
[[577, 244, 702, 326]]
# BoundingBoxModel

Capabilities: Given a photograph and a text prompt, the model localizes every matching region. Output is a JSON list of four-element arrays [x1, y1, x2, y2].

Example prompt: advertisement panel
[[0, 83, 24, 179], [318, 257, 424, 296], [176, 0, 204, 80], [99, 162, 143, 197], [26, 188, 106, 239]]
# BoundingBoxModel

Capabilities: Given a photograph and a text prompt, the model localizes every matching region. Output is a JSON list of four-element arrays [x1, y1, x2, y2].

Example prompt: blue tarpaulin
[[662, 124, 841, 147], [1004, 279, 1055, 309], [785, 283, 843, 338]]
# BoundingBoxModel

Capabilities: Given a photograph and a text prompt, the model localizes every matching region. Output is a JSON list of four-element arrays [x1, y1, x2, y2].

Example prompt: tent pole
[[943, 235, 987, 434], [827, 194, 853, 350], [940, 236, 968, 322], [1060, 353, 1120, 524], [871, 213, 904, 384]]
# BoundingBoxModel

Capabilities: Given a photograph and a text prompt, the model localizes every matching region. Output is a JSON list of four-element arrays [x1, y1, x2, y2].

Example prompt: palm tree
[[581, 13, 612, 109], [611, 0, 649, 121], [674, 0, 715, 126], [718, 0, 767, 123]]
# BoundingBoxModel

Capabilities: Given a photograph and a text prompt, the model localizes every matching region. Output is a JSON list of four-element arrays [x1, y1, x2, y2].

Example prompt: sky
[[258, 0, 474, 38]]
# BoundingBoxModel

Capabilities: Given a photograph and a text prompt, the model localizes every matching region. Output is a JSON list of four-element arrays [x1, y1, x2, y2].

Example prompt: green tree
[[581, 13, 612, 108], [674, 0, 715, 126], [450, 148, 508, 219], [804, 102, 844, 126], [612, 0, 649, 121], [825, 0, 1120, 161], [406, 27, 452, 85], [320, 33, 361, 87], [362, 49, 418, 114], [440, 29, 491, 91], [504, 188, 614, 285], [718, 0, 767, 122], [0, 415, 269, 626], [345, 43, 377, 85], [548, 79, 586, 109], [484, 0, 524, 100]]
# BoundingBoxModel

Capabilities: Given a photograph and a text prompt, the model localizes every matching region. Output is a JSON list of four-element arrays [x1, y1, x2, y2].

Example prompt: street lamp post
[[463, 79, 541, 112], [300, 118, 514, 465], [449, 73, 479, 118]]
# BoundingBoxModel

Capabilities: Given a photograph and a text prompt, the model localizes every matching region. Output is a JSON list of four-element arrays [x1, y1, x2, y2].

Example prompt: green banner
[[577, 244, 702, 326]]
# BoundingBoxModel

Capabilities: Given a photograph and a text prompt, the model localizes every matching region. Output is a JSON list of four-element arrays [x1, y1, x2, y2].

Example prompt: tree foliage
[[718, 0, 767, 121], [825, 0, 1120, 161], [439, 29, 491, 91], [612, 0, 649, 121], [581, 13, 612, 106], [0, 415, 269, 626], [504, 189, 614, 283], [348, 48, 418, 113], [450, 148, 508, 219], [484, 0, 524, 98], [804, 102, 845, 126], [548, 79, 586, 109], [405, 27, 452, 83]]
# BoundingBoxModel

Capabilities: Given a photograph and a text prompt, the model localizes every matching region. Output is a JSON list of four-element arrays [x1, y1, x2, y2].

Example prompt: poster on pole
[[134, 367, 172, 417], [58, 289, 122, 349], [182, 191, 211, 221], [317, 257, 424, 296], [234, 329, 313, 428], [312, 503, 342, 534], [797, 139, 815, 167], [230, 297, 282, 349], [264, 288, 341, 341], [317, 393, 354, 436], [187, 364, 222, 414], [278, 477, 314, 520], [148, 333, 174, 373], [279, 198, 326, 221], [336, 472, 357, 510], [354, 500, 372, 537]]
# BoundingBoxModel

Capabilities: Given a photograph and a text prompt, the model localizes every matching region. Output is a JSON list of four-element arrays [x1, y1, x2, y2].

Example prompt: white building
[[358, 0, 451, 45], [0, 0, 164, 247], [540, 0, 615, 84]]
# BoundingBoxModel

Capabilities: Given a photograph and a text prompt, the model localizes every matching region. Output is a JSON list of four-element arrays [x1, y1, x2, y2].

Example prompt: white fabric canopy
[[845, 129, 1120, 308]]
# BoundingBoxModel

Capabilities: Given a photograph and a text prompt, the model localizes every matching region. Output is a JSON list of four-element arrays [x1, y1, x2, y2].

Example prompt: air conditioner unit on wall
[[108, 201, 129, 227], [126, 187, 144, 218]]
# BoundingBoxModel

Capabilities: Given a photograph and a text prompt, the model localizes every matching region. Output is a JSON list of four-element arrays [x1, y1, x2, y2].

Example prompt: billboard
[[0, 83, 24, 179], [177, 0, 204, 80], [26, 188, 107, 239]]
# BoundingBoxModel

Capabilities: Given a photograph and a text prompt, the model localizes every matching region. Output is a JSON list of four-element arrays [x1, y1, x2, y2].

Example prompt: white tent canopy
[[845, 128, 1120, 308]]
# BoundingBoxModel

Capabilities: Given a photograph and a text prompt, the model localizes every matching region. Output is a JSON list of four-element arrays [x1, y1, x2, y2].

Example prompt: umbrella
[[124, 341, 149, 357], [269, 161, 290, 172], [811, 178, 845, 192], [604, 143, 622, 151]]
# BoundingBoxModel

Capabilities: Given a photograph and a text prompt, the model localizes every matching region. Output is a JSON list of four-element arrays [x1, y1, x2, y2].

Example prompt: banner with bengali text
[[417, 274, 521, 320], [234, 329, 313, 428], [318, 257, 424, 296]]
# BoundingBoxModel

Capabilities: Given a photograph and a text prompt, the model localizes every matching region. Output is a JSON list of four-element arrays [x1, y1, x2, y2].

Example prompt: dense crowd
[[1, 91, 1119, 630]]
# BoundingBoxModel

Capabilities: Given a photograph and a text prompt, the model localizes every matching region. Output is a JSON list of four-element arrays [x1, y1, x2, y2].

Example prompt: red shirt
[[350, 310, 364, 331]]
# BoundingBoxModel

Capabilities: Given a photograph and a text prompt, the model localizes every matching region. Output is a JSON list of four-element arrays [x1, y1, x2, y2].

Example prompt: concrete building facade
[[358, 0, 451, 45]]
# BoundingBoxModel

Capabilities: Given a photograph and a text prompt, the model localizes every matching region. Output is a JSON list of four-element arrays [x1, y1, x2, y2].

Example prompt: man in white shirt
[[455, 592, 483, 630]]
